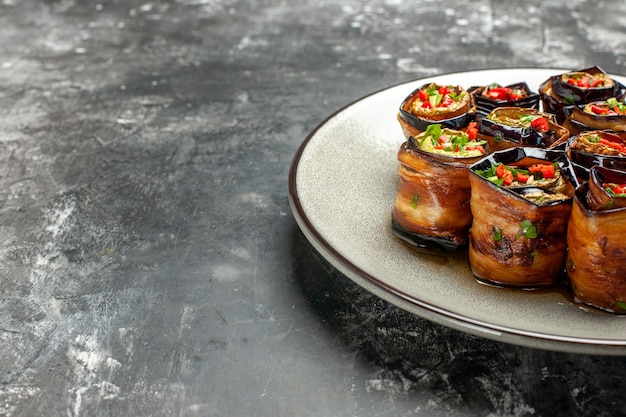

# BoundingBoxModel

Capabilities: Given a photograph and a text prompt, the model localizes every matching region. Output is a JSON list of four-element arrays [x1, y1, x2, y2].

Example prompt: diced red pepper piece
[[465, 122, 478, 140], [438, 86, 450, 95], [440, 95, 454, 107], [591, 104, 608, 115], [487, 87, 510, 101], [530, 117, 549, 132], [418, 89, 429, 102], [465, 145, 485, 154], [495, 163, 505, 178], [421, 101, 432, 109], [542, 164, 555, 179], [604, 183, 626, 194], [495, 163, 514, 185], [516, 172, 530, 183], [599, 138, 626, 153], [529, 163, 555, 179], [501, 170, 514, 185]]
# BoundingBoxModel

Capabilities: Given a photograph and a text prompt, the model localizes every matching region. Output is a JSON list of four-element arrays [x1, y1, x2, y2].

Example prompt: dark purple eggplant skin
[[478, 108, 569, 149], [471, 82, 540, 117], [587, 165, 626, 211], [398, 108, 476, 132], [479, 117, 547, 147], [567, 130, 626, 180]]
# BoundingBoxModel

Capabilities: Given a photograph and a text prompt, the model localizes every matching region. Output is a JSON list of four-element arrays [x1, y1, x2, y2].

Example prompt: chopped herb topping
[[475, 162, 557, 187], [587, 98, 626, 116], [518, 220, 537, 239], [411, 193, 420, 209], [411, 83, 467, 111], [416, 124, 486, 158], [491, 226, 502, 242], [603, 183, 626, 197]]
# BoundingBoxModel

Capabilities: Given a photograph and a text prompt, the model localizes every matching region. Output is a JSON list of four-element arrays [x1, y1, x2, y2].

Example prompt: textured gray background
[[0, 0, 625, 416]]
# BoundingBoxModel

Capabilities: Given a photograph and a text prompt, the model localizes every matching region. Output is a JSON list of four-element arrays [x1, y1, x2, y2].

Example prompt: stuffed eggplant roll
[[566, 166, 626, 314], [392, 124, 487, 251], [539, 66, 625, 123], [471, 82, 540, 116], [563, 98, 626, 136], [397, 82, 475, 139], [567, 130, 626, 180], [479, 107, 570, 151], [468, 147, 577, 287]]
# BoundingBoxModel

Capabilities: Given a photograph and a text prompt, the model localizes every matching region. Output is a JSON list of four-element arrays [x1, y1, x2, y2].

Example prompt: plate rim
[[288, 67, 626, 355]]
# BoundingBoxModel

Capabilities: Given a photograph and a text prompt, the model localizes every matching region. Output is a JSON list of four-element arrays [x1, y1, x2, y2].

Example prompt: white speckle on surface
[[239, 192, 270, 208], [395, 58, 440, 75], [116, 118, 136, 126], [213, 265, 242, 282], [67, 334, 122, 417], [44, 196, 76, 238]]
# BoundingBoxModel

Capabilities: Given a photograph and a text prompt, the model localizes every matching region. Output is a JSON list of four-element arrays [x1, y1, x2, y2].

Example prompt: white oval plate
[[289, 68, 626, 355]]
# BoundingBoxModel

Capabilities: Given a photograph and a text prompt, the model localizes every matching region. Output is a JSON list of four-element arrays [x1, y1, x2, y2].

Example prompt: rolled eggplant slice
[[397, 82, 475, 139], [566, 167, 626, 314], [471, 82, 540, 116], [539, 66, 626, 124], [391, 124, 487, 251], [479, 107, 570, 151], [567, 130, 626, 180], [587, 165, 626, 211], [467, 147, 577, 287], [562, 98, 626, 136]]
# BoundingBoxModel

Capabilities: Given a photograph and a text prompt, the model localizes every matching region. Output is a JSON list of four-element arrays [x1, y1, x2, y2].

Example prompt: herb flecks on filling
[[604, 183, 626, 197], [488, 112, 550, 132], [584, 98, 626, 116], [562, 71, 612, 89], [475, 161, 571, 204], [416, 124, 486, 158]]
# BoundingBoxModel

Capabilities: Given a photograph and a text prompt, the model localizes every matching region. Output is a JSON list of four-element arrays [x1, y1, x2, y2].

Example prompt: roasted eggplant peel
[[562, 97, 626, 136], [566, 166, 626, 314], [391, 124, 487, 251], [397, 82, 476, 139], [539, 66, 626, 124], [567, 130, 626, 180], [467, 147, 577, 288], [470, 82, 540, 116], [479, 107, 570, 151]]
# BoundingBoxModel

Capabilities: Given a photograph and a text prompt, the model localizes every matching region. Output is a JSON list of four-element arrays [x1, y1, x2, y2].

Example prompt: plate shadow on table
[[289, 225, 626, 416]]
